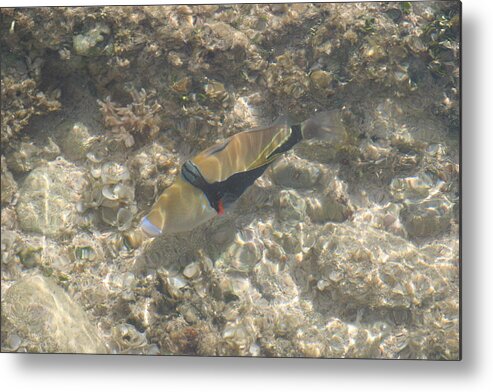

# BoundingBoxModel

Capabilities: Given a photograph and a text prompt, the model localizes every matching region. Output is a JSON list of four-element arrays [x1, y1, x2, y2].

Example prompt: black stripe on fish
[[266, 124, 303, 161], [214, 162, 270, 209], [206, 139, 231, 156], [181, 160, 209, 190], [181, 159, 269, 213], [181, 160, 226, 213]]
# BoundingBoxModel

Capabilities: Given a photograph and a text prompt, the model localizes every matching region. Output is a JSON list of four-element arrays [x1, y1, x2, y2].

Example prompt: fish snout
[[140, 216, 162, 237]]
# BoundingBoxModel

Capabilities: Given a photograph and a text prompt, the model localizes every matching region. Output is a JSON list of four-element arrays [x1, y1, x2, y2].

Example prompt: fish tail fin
[[301, 109, 346, 141]]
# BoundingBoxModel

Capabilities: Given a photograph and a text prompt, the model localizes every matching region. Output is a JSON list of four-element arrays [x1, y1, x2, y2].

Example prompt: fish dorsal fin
[[246, 122, 301, 171], [245, 127, 288, 170]]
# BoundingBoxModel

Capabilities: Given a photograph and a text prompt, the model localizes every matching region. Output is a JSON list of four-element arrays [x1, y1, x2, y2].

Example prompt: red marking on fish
[[217, 199, 224, 216]]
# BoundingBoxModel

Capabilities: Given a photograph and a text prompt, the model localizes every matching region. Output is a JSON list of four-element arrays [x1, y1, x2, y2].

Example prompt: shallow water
[[1, 2, 460, 358]]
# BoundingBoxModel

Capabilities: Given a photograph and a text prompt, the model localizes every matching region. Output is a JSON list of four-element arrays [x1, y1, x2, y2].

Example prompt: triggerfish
[[139, 110, 344, 238]]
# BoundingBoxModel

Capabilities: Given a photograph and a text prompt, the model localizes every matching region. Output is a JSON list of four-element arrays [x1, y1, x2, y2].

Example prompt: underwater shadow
[[14, 350, 467, 379], [460, 7, 480, 374]]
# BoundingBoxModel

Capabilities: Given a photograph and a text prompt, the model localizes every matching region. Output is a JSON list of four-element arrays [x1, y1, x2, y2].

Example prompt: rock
[[2, 274, 107, 353], [253, 260, 298, 300], [300, 223, 421, 309], [276, 189, 306, 222], [5, 139, 60, 174], [307, 194, 352, 223], [323, 318, 381, 358], [57, 121, 97, 160], [306, 178, 353, 223], [270, 156, 321, 189], [400, 196, 453, 239], [390, 173, 434, 202], [294, 109, 350, 163], [204, 80, 228, 102], [218, 238, 263, 273], [1, 161, 17, 205], [16, 158, 87, 238], [73, 23, 112, 57], [111, 323, 147, 353], [310, 69, 333, 90]]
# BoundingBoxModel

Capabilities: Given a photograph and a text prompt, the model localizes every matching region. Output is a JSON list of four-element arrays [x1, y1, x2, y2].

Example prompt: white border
[[2, 0, 493, 391]]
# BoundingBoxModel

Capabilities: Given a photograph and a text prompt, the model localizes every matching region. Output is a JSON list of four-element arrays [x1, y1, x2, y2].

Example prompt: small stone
[[6, 334, 22, 351], [111, 323, 147, 352], [383, 214, 396, 227], [329, 270, 343, 283], [172, 76, 192, 94], [73, 23, 112, 57], [183, 262, 201, 279], [1, 164, 17, 205], [400, 196, 453, 239], [57, 121, 97, 161], [310, 70, 333, 90], [236, 242, 262, 268], [276, 189, 306, 222], [101, 162, 130, 184], [270, 157, 321, 189], [390, 173, 434, 202], [307, 191, 352, 223], [204, 80, 228, 101], [219, 238, 263, 272], [317, 279, 330, 291]]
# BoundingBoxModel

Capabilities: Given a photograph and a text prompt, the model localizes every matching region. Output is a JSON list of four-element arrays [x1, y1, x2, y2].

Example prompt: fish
[[140, 110, 344, 237]]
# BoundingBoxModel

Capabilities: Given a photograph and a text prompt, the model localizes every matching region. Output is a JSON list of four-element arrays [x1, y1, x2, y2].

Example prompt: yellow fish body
[[140, 110, 342, 237]]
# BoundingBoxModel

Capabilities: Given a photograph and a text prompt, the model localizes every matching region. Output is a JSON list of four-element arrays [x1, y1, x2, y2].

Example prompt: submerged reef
[[1, 2, 460, 359]]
